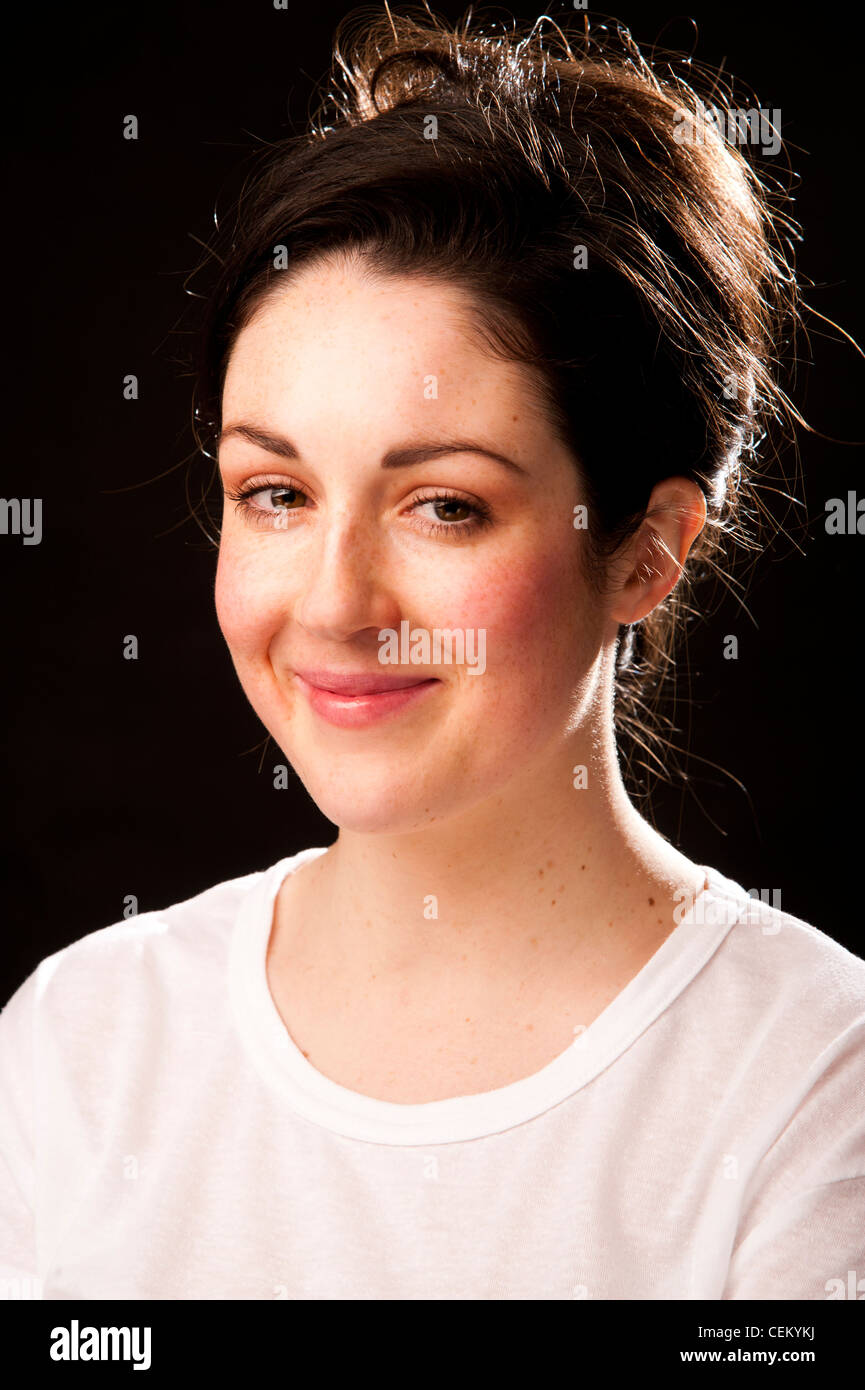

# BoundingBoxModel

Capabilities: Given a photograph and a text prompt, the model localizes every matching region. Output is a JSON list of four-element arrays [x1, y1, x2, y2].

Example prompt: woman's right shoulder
[[0, 857, 316, 1209], [0, 862, 271, 1040]]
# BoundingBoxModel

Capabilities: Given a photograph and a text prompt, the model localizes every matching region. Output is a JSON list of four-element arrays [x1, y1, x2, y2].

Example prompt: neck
[[279, 703, 703, 982]]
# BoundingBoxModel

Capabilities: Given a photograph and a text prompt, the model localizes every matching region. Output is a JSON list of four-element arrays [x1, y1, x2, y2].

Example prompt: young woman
[[1, 7, 862, 1301]]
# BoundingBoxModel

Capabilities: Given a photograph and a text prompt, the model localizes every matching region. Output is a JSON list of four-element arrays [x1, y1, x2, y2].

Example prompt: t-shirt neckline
[[227, 846, 752, 1146]]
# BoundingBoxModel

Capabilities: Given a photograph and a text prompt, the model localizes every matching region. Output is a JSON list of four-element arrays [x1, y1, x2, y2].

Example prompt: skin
[[215, 251, 709, 1102]]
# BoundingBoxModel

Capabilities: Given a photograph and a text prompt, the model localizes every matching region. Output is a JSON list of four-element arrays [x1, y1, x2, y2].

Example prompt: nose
[[293, 505, 400, 644]]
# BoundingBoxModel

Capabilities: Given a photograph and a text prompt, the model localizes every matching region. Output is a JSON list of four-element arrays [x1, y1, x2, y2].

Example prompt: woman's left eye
[[409, 493, 491, 535]]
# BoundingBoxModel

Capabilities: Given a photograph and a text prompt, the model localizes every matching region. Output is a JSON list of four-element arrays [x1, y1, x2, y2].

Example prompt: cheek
[[420, 537, 604, 759], [423, 540, 596, 673], [214, 540, 281, 661]]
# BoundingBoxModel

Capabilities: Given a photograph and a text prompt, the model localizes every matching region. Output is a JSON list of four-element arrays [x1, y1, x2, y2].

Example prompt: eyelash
[[224, 476, 493, 539]]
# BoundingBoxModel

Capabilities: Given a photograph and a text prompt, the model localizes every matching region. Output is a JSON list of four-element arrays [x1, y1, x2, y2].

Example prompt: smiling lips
[[293, 669, 440, 728]]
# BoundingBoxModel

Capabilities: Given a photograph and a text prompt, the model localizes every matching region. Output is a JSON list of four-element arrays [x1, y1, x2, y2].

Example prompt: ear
[[608, 478, 707, 626]]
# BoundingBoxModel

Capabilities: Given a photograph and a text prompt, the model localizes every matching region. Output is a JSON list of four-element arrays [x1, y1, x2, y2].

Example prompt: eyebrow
[[217, 423, 527, 475]]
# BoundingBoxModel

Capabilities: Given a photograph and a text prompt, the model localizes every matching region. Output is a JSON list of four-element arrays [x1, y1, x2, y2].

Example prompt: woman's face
[[215, 256, 613, 833]]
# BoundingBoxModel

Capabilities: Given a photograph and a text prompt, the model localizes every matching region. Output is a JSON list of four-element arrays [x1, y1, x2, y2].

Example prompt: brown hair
[[190, 3, 802, 795]]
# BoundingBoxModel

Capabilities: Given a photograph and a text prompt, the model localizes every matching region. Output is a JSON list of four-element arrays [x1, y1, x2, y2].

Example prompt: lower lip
[[294, 675, 441, 728]]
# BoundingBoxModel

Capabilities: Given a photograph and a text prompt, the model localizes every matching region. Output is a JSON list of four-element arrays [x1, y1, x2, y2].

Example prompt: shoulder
[[0, 851, 318, 1044], [684, 868, 865, 1112], [0, 854, 306, 1215], [20, 868, 259, 1018], [686, 873, 865, 1266], [703, 868, 865, 1031]]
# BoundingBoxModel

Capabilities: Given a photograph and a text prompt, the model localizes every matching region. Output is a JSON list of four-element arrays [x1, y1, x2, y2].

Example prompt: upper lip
[[294, 669, 439, 696]]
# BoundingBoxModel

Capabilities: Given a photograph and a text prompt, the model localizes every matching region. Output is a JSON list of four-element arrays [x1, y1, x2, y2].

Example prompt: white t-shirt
[[1, 845, 863, 1301]]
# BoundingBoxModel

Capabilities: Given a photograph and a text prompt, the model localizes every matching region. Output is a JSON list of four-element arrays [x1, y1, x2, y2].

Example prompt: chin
[[327, 802, 439, 836], [304, 785, 447, 836], [283, 743, 476, 837]]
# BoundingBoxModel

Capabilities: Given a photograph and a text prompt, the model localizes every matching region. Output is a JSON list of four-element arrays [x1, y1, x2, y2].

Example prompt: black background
[[1, 0, 862, 998]]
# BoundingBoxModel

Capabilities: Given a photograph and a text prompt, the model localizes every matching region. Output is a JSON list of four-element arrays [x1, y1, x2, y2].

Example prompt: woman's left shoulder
[[702, 864, 865, 1036]]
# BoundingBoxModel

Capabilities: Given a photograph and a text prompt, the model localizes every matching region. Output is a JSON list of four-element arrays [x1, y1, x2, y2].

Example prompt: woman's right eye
[[225, 480, 311, 524], [248, 485, 307, 511]]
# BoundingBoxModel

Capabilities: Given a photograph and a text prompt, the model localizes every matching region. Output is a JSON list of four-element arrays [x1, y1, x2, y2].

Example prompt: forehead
[[221, 258, 547, 441]]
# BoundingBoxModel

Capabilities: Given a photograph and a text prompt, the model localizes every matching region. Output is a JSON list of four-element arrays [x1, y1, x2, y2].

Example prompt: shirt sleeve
[[0, 970, 41, 1298], [722, 1016, 865, 1300]]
